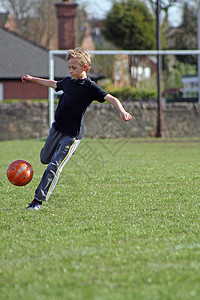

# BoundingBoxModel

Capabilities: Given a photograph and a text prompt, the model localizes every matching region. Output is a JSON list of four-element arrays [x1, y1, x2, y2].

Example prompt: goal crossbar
[[50, 49, 200, 56]]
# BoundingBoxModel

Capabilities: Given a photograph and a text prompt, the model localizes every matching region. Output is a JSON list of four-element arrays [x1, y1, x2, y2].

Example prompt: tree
[[171, 2, 197, 65], [102, 0, 156, 85], [147, 0, 180, 28], [0, 0, 59, 49], [0, 0, 39, 38], [26, 0, 58, 49], [103, 0, 156, 50]]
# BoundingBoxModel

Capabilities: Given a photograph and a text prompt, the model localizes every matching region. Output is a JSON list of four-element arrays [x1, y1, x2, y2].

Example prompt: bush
[[101, 84, 157, 101]]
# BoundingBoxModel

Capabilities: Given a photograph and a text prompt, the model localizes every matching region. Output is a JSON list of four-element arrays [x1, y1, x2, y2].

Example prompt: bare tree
[[27, 0, 59, 49], [0, 0, 59, 49], [0, 0, 39, 38], [147, 0, 182, 29]]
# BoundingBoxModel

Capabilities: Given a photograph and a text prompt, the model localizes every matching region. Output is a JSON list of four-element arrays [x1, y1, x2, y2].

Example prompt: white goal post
[[49, 49, 200, 127]]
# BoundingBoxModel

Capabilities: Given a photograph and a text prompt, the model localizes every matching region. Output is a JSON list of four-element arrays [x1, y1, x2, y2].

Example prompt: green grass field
[[0, 138, 200, 300]]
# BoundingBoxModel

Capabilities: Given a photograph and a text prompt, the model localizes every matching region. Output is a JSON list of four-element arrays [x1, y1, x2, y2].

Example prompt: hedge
[[101, 84, 157, 101]]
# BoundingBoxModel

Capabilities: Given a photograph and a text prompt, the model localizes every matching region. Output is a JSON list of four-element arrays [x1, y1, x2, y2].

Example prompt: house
[[182, 75, 198, 99], [113, 55, 157, 87], [164, 75, 199, 103], [81, 25, 96, 51], [0, 1, 76, 100], [131, 56, 157, 82], [0, 26, 70, 100], [113, 55, 130, 87], [0, 1, 104, 100]]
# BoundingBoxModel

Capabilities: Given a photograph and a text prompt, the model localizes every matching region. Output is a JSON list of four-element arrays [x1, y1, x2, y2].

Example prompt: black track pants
[[34, 126, 81, 202]]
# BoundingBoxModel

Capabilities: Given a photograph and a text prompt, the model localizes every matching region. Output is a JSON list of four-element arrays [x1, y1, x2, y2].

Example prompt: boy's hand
[[104, 94, 132, 122], [21, 74, 33, 83], [120, 110, 132, 121]]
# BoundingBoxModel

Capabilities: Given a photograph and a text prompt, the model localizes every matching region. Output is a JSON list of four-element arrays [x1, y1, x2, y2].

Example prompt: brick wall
[[0, 101, 200, 141], [3, 81, 48, 99]]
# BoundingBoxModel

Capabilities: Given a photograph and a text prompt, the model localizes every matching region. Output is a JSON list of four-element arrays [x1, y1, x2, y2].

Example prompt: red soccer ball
[[7, 160, 33, 186]]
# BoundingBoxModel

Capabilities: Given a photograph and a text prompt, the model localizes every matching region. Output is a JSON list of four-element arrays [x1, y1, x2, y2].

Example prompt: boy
[[22, 48, 132, 210]]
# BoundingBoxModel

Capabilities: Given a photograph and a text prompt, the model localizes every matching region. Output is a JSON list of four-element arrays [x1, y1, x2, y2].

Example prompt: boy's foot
[[26, 200, 42, 210]]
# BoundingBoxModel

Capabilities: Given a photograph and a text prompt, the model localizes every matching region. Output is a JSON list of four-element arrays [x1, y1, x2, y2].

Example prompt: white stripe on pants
[[35, 127, 81, 202]]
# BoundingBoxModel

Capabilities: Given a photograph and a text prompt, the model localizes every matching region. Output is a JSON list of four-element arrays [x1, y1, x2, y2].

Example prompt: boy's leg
[[34, 136, 81, 203], [40, 126, 65, 164]]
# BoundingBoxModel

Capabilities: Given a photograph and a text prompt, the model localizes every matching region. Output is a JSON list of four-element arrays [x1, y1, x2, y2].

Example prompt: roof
[[182, 74, 197, 78], [0, 26, 69, 79], [0, 26, 104, 81]]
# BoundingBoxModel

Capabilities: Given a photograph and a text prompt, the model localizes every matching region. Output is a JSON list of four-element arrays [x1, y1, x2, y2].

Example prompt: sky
[[76, 0, 113, 19], [76, 0, 182, 27]]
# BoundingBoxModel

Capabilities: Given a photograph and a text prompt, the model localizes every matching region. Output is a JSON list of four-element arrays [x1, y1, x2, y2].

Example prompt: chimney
[[55, 0, 78, 50]]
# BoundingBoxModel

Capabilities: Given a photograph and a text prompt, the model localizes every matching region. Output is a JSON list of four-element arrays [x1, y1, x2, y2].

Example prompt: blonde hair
[[66, 48, 92, 72]]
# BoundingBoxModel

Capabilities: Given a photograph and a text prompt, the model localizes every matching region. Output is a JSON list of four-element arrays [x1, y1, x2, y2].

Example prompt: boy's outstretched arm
[[104, 94, 132, 121], [21, 74, 57, 89]]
